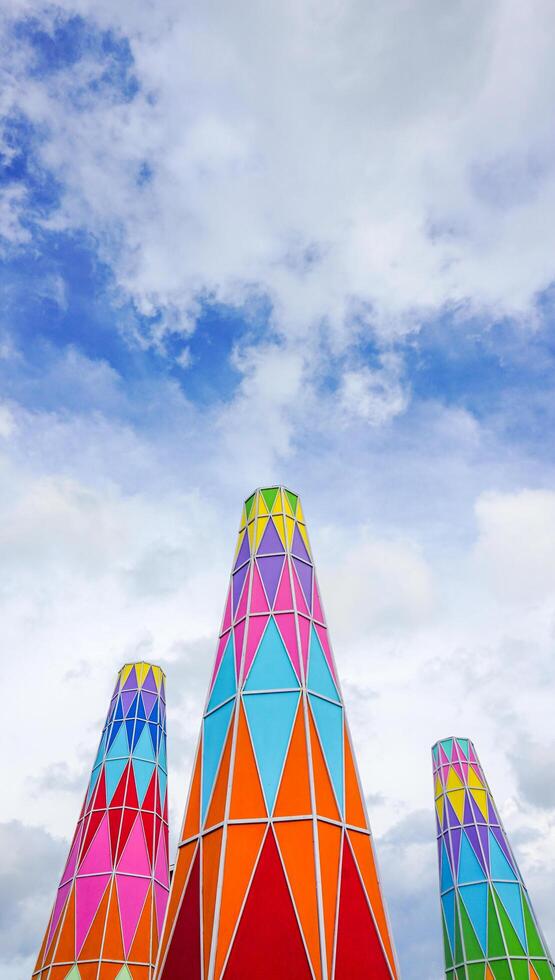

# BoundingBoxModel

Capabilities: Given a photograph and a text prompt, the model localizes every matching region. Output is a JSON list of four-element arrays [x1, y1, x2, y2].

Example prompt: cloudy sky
[[1, 1, 555, 976]]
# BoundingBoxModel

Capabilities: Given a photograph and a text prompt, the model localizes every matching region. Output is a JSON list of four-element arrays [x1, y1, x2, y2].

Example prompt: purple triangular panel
[[292, 524, 310, 562], [257, 556, 285, 607], [488, 800, 501, 826], [470, 794, 486, 826], [122, 667, 137, 692], [477, 824, 490, 870], [466, 824, 487, 874], [232, 563, 249, 613], [463, 793, 474, 825], [446, 797, 461, 829], [442, 799, 449, 833], [143, 667, 157, 693], [293, 558, 313, 611], [121, 690, 135, 716], [234, 532, 250, 570], [142, 691, 157, 718], [258, 519, 284, 555]]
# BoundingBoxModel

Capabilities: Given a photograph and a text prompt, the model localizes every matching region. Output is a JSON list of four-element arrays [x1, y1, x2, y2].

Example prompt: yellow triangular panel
[[298, 522, 311, 555], [436, 794, 445, 826], [470, 787, 488, 819], [286, 516, 295, 548], [247, 521, 255, 550], [273, 515, 286, 547], [152, 665, 162, 690], [255, 517, 269, 549], [257, 495, 269, 517], [446, 768, 463, 791], [447, 789, 465, 821], [434, 775, 442, 798], [468, 766, 484, 789], [296, 500, 305, 523]]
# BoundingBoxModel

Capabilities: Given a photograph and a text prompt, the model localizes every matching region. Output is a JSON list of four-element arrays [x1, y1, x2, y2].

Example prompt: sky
[[1, 1, 555, 977]]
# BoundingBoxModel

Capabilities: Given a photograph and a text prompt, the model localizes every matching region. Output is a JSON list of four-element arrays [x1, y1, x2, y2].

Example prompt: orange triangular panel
[[214, 823, 267, 979], [52, 884, 75, 962], [206, 723, 233, 828], [98, 966, 121, 980], [275, 820, 322, 979], [317, 821, 342, 977], [128, 883, 153, 963], [309, 713, 340, 820], [344, 729, 368, 830], [101, 881, 125, 960], [274, 702, 312, 816], [229, 704, 266, 819], [78, 965, 99, 980], [182, 745, 202, 840], [348, 829, 396, 972], [203, 828, 224, 977], [79, 881, 111, 960]]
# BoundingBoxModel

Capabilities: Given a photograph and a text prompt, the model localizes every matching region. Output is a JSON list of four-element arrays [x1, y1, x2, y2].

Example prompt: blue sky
[[2, 3, 555, 978]]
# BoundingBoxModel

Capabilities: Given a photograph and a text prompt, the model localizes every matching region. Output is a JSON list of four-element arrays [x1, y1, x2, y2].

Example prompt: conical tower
[[34, 662, 170, 980], [157, 487, 397, 979], [433, 736, 555, 980]]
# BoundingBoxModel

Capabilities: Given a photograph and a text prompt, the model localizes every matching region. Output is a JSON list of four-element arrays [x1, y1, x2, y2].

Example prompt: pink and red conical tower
[[34, 662, 170, 980], [156, 487, 397, 979]]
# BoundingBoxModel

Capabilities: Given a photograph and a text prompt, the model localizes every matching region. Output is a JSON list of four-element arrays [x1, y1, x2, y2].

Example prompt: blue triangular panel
[[441, 889, 455, 953], [115, 698, 124, 721], [107, 718, 122, 748], [202, 700, 235, 820], [105, 759, 127, 802], [158, 736, 167, 772], [158, 768, 167, 807], [307, 626, 339, 701], [86, 764, 102, 803], [489, 831, 517, 881], [458, 831, 484, 884], [92, 732, 106, 769], [148, 722, 158, 754], [133, 759, 155, 805], [309, 694, 344, 814], [440, 841, 454, 893], [137, 695, 146, 720], [459, 883, 488, 953], [243, 691, 299, 811], [495, 882, 527, 949], [132, 717, 146, 749], [125, 718, 135, 748], [149, 699, 159, 723], [245, 618, 299, 691], [133, 724, 155, 762], [207, 635, 236, 711], [107, 724, 129, 760]]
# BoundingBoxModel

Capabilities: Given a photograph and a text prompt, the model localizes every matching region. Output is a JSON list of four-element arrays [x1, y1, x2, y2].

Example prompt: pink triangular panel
[[438, 745, 450, 766], [251, 562, 270, 613], [469, 743, 478, 764], [275, 613, 301, 680], [154, 829, 169, 888], [236, 566, 251, 620], [79, 814, 112, 875], [46, 881, 71, 950], [274, 559, 293, 611], [222, 586, 232, 633], [155, 881, 169, 937], [298, 616, 311, 675], [75, 874, 111, 954], [314, 623, 338, 682], [293, 566, 309, 615], [116, 874, 150, 956], [210, 631, 231, 690], [234, 619, 246, 677], [61, 823, 84, 884], [117, 814, 150, 875], [313, 580, 325, 623], [243, 615, 269, 680], [453, 761, 464, 782]]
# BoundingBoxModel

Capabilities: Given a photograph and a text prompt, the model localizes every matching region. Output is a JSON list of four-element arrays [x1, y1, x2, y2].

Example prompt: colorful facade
[[34, 662, 170, 980], [157, 486, 397, 979], [433, 736, 555, 980]]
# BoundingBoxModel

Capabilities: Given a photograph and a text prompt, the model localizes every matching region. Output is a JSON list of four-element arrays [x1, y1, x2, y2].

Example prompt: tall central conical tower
[[157, 487, 397, 979]]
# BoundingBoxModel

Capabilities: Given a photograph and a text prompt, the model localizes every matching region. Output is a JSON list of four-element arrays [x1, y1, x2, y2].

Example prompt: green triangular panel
[[487, 888, 506, 959], [523, 894, 549, 958], [442, 914, 453, 969], [490, 961, 512, 980], [494, 888, 526, 956], [65, 967, 81, 980], [467, 965, 485, 980], [245, 493, 256, 519], [531, 961, 555, 980], [261, 487, 279, 511], [459, 895, 484, 961], [285, 490, 298, 514], [115, 967, 133, 979], [454, 899, 464, 965], [511, 962, 530, 980]]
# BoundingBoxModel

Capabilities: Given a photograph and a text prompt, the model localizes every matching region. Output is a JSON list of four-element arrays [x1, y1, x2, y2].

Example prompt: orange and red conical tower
[[156, 487, 397, 979], [34, 662, 169, 980]]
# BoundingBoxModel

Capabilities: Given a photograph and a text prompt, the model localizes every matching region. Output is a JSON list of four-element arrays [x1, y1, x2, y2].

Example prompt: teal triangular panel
[[441, 841, 454, 892], [107, 725, 129, 760], [456, 738, 469, 759], [243, 691, 299, 811], [458, 831, 485, 884], [207, 634, 236, 710], [440, 737, 453, 760], [308, 626, 340, 701], [93, 731, 106, 769], [158, 736, 167, 772], [495, 882, 527, 950], [133, 759, 155, 805], [133, 724, 155, 763], [244, 618, 299, 691], [105, 759, 127, 802], [459, 882, 488, 953], [158, 768, 167, 807], [309, 694, 344, 814], [202, 700, 235, 820], [442, 889, 456, 953], [489, 831, 517, 881]]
